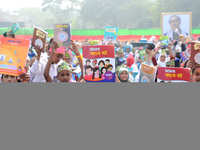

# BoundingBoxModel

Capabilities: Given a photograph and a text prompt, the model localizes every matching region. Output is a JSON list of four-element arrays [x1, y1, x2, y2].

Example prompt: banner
[[104, 26, 118, 43], [139, 63, 157, 82], [157, 67, 191, 82], [0, 37, 30, 76], [54, 23, 71, 47], [82, 45, 115, 82]]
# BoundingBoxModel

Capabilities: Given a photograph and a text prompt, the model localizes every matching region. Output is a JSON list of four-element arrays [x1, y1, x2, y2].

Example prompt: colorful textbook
[[139, 63, 157, 83], [32, 27, 48, 53], [157, 67, 190, 82], [104, 26, 118, 43], [11, 22, 20, 34], [191, 41, 200, 66], [54, 23, 71, 47], [0, 37, 30, 76], [160, 36, 169, 49], [82, 45, 115, 82]]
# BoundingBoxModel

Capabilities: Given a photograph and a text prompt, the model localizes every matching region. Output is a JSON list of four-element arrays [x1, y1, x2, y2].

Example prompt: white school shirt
[[30, 55, 63, 82]]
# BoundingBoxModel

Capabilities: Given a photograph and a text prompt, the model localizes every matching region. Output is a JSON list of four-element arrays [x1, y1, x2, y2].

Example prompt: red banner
[[157, 67, 191, 82], [82, 45, 115, 59]]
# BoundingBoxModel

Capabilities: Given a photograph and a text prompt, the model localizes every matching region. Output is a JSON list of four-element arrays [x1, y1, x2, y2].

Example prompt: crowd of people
[[0, 29, 200, 83]]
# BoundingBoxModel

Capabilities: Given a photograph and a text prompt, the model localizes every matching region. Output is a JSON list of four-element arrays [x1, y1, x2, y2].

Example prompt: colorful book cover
[[0, 37, 30, 76], [32, 27, 48, 53], [104, 26, 118, 43], [160, 36, 169, 49], [54, 23, 71, 47], [157, 67, 191, 82], [139, 49, 147, 62], [11, 22, 20, 34], [139, 63, 157, 83], [191, 41, 200, 66], [82, 45, 115, 82]]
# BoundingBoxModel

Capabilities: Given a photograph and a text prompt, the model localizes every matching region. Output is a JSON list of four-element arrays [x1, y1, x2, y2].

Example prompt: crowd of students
[[0, 29, 200, 83]]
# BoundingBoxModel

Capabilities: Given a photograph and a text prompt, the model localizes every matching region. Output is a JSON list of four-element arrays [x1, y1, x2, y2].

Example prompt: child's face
[[118, 52, 124, 58], [106, 61, 109, 65], [86, 61, 90, 65], [192, 68, 200, 82], [120, 71, 129, 81], [107, 67, 113, 72], [102, 68, 106, 75], [64, 57, 71, 64], [53, 53, 63, 64], [126, 48, 130, 53], [86, 68, 92, 75], [160, 54, 166, 62], [94, 69, 100, 78], [57, 70, 72, 82], [100, 62, 104, 67], [1, 75, 17, 82]]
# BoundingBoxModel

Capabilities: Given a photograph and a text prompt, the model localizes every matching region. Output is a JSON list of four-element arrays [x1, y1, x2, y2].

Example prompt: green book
[[11, 23, 20, 34]]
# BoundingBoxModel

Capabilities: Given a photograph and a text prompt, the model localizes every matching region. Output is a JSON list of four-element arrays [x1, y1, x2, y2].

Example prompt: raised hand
[[69, 39, 80, 56]]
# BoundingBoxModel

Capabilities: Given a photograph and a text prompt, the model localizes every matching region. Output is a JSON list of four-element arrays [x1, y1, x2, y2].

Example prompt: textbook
[[54, 23, 71, 47], [82, 45, 115, 82], [139, 49, 147, 62], [160, 36, 169, 49], [104, 26, 118, 44], [11, 22, 20, 34], [0, 37, 30, 76], [139, 63, 157, 83], [191, 41, 200, 66], [157, 67, 191, 82], [32, 27, 48, 53]]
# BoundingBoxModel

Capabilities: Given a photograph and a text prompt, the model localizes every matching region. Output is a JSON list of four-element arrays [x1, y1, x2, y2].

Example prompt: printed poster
[[0, 37, 30, 76], [82, 45, 115, 82], [54, 23, 71, 47], [139, 63, 157, 83], [157, 67, 191, 82], [191, 41, 200, 66], [104, 26, 118, 43]]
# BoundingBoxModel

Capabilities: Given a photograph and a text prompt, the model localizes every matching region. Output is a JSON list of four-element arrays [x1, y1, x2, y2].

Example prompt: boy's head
[[52, 52, 63, 64], [85, 65, 93, 75], [57, 62, 72, 82], [107, 64, 113, 72], [105, 59, 110, 65], [192, 66, 200, 82], [1, 74, 18, 82], [63, 52, 71, 64], [85, 60, 91, 66]]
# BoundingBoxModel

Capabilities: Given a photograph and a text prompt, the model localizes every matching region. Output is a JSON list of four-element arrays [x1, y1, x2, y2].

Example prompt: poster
[[161, 12, 192, 41], [11, 22, 20, 34], [191, 41, 200, 66], [0, 37, 30, 76], [32, 27, 48, 53], [82, 45, 115, 82], [139, 63, 157, 83], [157, 67, 191, 82], [54, 23, 71, 47], [104, 26, 118, 43]]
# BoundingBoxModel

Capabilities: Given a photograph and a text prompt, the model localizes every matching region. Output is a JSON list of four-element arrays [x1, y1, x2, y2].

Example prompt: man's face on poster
[[169, 16, 180, 31]]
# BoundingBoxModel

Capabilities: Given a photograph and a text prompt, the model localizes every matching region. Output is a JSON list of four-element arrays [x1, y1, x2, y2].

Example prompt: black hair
[[169, 15, 181, 23], [107, 64, 113, 70], [101, 67, 107, 74], [105, 59, 110, 62], [7, 31, 15, 38], [1, 74, 17, 79], [85, 65, 93, 72], [192, 66, 200, 75], [92, 67, 102, 79], [98, 60, 105, 66], [85, 60, 91, 63]]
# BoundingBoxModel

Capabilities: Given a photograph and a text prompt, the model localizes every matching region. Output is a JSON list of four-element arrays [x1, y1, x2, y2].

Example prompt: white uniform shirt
[[30, 55, 63, 82]]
